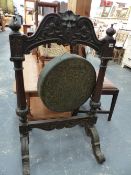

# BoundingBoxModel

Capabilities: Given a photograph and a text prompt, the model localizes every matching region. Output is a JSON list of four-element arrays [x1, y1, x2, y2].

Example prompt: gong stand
[[9, 11, 115, 175]]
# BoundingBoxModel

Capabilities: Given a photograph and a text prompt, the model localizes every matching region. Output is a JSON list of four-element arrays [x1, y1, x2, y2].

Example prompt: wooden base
[[20, 117, 105, 175], [85, 125, 105, 163], [20, 133, 30, 175]]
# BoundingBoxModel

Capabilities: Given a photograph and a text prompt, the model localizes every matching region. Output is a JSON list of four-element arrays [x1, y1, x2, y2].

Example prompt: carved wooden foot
[[21, 134, 30, 175], [85, 125, 105, 164]]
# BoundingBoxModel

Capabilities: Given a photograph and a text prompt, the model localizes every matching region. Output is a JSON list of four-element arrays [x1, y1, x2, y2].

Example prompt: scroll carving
[[22, 11, 102, 53], [28, 116, 97, 131]]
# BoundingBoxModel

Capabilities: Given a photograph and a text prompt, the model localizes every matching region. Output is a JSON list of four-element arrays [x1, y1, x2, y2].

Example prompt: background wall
[[13, 0, 68, 16], [0, 0, 13, 13], [12, 0, 131, 19], [90, 0, 131, 18], [90, 0, 101, 17]]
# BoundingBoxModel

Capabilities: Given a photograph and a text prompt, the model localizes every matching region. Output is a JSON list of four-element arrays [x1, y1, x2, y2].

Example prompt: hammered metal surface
[[38, 53, 96, 112]]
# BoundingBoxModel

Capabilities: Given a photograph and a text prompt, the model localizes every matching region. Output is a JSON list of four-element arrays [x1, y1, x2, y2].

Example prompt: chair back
[[35, 1, 60, 27]]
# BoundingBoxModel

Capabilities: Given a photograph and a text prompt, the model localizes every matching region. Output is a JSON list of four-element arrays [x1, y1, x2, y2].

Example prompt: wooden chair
[[34, 1, 68, 66], [23, 0, 60, 34], [80, 46, 119, 121], [34, 1, 60, 27], [9, 11, 115, 175]]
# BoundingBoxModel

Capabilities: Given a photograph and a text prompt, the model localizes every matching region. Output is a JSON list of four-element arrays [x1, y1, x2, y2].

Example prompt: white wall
[[90, 0, 131, 18], [90, 0, 101, 17], [13, 0, 24, 15]]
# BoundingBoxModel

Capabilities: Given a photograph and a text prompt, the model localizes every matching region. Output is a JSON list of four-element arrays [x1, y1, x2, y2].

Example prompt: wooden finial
[[100, 24, 116, 58], [106, 24, 116, 37], [9, 16, 21, 33]]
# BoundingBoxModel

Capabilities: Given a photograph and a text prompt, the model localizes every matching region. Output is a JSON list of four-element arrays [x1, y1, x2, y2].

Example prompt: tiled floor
[[0, 28, 131, 175]]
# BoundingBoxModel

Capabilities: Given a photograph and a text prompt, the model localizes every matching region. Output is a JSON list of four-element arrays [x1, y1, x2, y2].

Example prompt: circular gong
[[37, 53, 96, 112]]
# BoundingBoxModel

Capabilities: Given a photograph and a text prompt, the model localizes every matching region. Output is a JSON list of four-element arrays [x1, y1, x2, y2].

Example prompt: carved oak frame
[[9, 11, 115, 175]]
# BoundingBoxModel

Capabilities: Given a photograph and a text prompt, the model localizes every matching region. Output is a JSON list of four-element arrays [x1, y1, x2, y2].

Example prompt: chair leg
[[26, 94, 34, 119], [85, 124, 105, 164], [108, 90, 119, 121], [20, 133, 30, 175], [72, 108, 79, 116]]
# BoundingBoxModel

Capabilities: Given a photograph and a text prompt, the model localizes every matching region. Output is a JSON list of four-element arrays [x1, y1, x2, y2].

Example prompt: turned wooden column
[[91, 25, 116, 111], [9, 16, 28, 123]]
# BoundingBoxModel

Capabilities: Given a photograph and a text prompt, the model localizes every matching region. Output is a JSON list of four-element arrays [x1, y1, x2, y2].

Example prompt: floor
[[0, 28, 131, 175]]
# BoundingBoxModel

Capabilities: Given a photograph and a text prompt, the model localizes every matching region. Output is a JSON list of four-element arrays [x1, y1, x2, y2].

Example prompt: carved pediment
[[22, 11, 102, 53]]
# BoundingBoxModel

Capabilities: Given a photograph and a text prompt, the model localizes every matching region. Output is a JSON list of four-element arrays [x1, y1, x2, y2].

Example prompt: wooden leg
[[72, 108, 79, 116], [26, 94, 30, 112], [85, 124, 105, 164], [26, 94, 33, 118], [20, 133, 30, 175], [108, 90, 119, 121]]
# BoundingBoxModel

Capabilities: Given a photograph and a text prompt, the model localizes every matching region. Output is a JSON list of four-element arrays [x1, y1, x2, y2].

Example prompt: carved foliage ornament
[[23, 11, 102, 53]]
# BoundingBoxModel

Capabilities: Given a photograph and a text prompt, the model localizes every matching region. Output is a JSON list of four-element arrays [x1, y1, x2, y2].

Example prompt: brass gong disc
[[38, 53, 96, 112]]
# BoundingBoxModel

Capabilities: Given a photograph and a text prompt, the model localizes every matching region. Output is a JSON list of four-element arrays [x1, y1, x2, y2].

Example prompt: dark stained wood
[[22, 11, 103, 54], [68, 0, 92, 56], [28, 115, 97, 130], [80, 46, 119, 121], [34, 0, 62, 63], [9, 11, 115, 174]]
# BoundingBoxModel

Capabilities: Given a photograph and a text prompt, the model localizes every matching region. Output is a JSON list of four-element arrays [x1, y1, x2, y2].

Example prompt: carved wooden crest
[[22, 11, 102, 53]]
